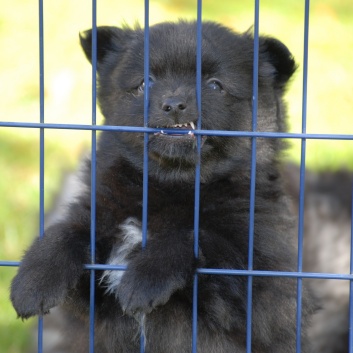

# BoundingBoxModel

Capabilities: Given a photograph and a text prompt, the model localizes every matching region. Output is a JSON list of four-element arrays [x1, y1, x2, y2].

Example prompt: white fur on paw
[[101, 217, 143, 294]]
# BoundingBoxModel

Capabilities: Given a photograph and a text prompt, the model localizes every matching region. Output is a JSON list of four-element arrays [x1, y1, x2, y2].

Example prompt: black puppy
[[11, 21, 315, 352]]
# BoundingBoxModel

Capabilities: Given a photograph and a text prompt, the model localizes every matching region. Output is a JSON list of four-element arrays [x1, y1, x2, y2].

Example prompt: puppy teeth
[[162, 122, 196, 129]]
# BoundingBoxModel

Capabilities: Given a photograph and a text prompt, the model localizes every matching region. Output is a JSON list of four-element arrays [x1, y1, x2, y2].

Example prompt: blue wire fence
[[1, 0, 353, 353]]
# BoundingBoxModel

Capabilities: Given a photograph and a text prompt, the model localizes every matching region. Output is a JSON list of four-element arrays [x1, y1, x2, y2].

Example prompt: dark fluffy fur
[[284, 164, 352, 353], [11, 21, 315, 352]]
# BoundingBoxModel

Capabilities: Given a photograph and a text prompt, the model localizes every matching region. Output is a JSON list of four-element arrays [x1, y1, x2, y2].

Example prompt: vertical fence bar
[[140, 0, 150, 351], [296, 1, 310, 352], [38, 0, 45, 351], [194, 0, 202, 260], [246, 1, 260, 352], [142, 0, 149, 251], [192, 1, 203, 352], [89, 1, 97, 352], [349, 181, 353, 353]]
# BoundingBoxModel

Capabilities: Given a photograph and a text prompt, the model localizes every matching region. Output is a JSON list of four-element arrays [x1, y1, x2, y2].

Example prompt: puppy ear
[[79, 26, 134, 66], [259, 37, 297, 87]]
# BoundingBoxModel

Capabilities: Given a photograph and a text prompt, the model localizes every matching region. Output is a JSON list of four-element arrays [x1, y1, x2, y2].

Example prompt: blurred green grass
[[1, 0, 352, 351]]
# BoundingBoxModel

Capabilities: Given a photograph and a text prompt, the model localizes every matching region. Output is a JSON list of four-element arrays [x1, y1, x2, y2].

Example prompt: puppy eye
[[207, 79, 223, 92], [138, 76, 155, 93]]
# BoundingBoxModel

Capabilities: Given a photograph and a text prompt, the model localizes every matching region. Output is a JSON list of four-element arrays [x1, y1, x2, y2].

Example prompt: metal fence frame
[[1, 0, 353, 352]]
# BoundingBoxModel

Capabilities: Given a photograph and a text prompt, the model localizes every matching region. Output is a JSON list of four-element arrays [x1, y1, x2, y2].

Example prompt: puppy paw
[[117, 268, 186, 316], [103, 233, 194, 317], [11, 272, 64, 319], [10, 258, 82, 319], [10, 235, 85, 319]]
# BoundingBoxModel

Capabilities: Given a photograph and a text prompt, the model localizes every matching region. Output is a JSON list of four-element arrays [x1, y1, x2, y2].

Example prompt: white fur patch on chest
[[101, 217, 143, 295]]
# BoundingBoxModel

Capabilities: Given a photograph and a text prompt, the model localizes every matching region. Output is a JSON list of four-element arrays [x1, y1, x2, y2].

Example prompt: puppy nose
[[162, 97, 187, 113]]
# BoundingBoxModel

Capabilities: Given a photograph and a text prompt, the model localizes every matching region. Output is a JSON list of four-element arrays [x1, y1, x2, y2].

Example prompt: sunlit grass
[[1, 0, 352, 351]]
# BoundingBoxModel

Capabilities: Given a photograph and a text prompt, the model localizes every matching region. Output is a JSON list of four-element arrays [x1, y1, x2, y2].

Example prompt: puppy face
[[80, 21, 295, 183]]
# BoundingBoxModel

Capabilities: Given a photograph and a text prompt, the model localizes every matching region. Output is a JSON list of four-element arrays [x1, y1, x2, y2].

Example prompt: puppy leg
[[11, 223, 89, 319]]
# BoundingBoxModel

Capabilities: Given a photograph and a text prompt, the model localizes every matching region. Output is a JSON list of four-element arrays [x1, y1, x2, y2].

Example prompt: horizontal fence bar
[[1, 121, 353, 140], [2, 260, 353, 280], [196, 268, 353, 280]]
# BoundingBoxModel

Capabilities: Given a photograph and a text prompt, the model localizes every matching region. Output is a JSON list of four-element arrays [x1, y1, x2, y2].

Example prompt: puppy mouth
[[152, 121, 207, 148], [153, 121, 197, 138], [149, 120, 208, 164]]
